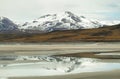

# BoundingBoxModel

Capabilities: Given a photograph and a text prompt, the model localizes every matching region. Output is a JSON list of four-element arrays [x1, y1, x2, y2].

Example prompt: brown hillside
[[0, 24, 120, 42]]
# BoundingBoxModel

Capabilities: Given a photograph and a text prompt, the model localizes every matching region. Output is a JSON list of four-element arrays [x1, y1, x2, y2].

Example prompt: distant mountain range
[[0, 11, 120, 42], [100, 21, 120, 26], [1, 11, 120, 34]]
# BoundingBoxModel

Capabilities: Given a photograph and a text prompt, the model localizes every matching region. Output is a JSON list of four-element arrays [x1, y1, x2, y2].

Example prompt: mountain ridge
[[19, 11, 102, 33], [0, 11, 120, 34], [0, 11, 104, 33]]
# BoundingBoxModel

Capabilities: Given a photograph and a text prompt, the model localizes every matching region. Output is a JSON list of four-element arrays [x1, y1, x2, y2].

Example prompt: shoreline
[[0, 43, 120, 58]]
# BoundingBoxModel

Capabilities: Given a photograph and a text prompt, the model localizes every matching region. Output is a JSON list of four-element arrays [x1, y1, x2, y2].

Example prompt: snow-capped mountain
[[100, 21, 120, 26], [19, 11, 102, 33], [0, 16, 19, 33], [1, 12, 120, 34]]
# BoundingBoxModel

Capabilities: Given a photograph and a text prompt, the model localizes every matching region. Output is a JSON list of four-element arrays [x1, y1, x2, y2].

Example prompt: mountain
[[0, 24, 120, 42], [0, 17, 19, 33], [19, 11, 102, 33], [1, 11, 120, 34], [0, 11, 120, 37], [100, 21, 120, 26]]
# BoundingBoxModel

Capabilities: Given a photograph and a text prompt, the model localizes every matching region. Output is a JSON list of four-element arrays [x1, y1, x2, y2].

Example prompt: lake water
[[0, 56, 120, 79], [0, 42, 120, 79]]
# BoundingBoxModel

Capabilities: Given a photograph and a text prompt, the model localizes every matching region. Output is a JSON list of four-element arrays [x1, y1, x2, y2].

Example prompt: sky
[[0, 0, 120, 22]]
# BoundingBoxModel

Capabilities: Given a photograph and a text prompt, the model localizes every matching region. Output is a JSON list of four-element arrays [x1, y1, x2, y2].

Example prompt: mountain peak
[[39, 14, 56, 19], [0, 16, 18, 33], [0, 16, 14, 24], [0, 16, 8, 20], [65, 11, 74, 16], [0, 16, 4, 19]]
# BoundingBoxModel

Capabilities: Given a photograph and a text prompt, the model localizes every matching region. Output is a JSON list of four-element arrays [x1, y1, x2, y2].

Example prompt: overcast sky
[[0, 0, 120, 22]]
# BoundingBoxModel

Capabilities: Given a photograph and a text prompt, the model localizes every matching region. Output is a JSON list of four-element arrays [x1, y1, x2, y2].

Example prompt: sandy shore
[[0, 43, 120, 51], [0, 43, 120, 56], [9, 70, 120, 79]]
